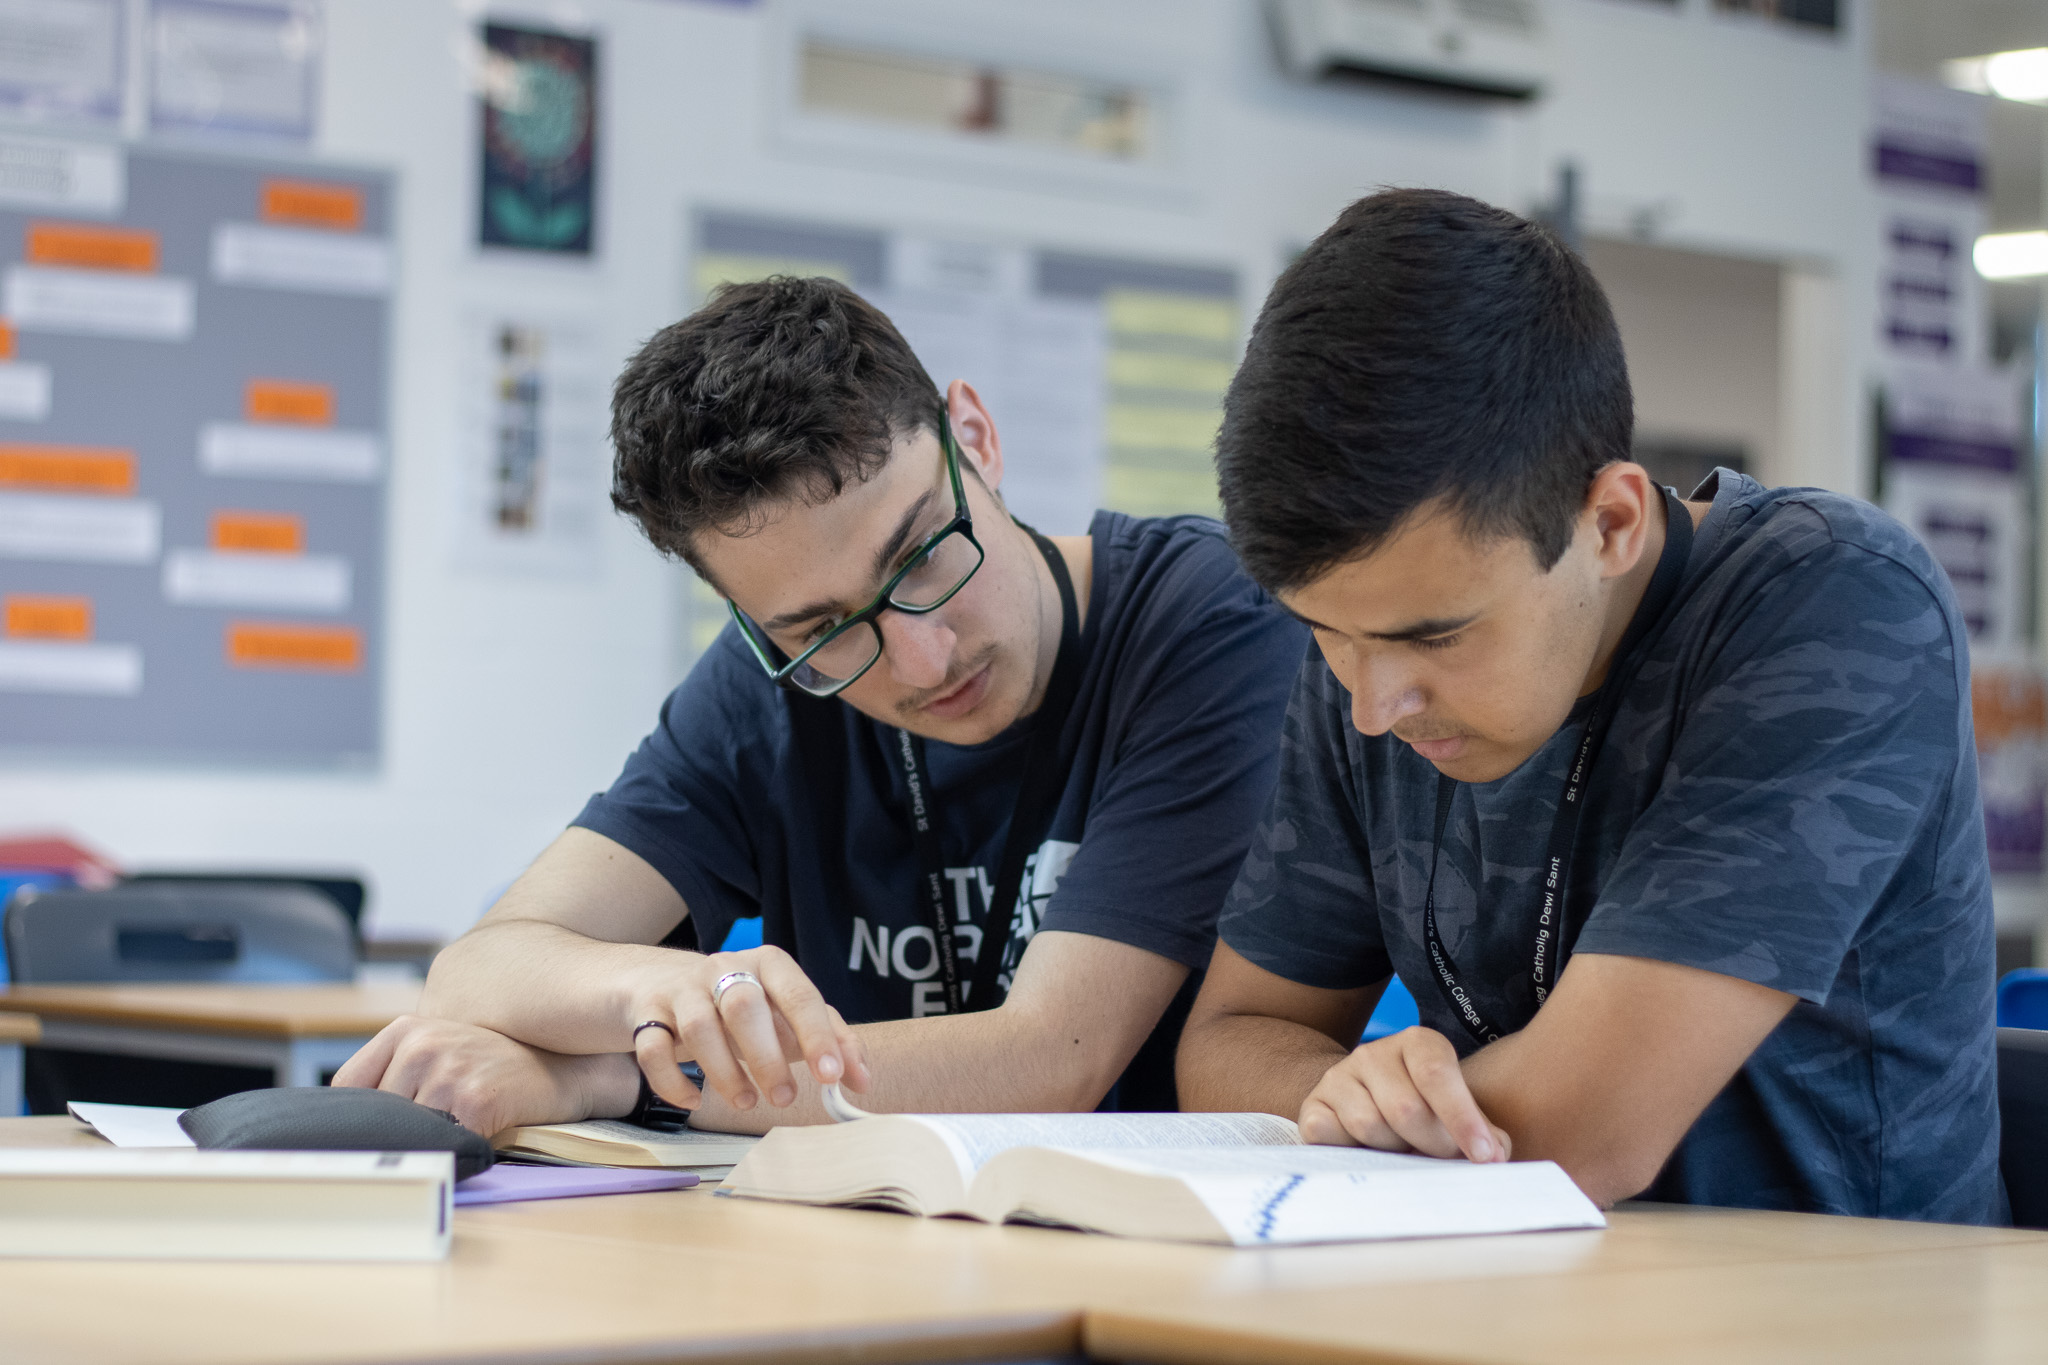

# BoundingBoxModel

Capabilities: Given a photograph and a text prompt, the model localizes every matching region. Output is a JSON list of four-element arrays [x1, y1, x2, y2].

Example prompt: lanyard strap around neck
[[897, 524, 1082, 1015], [1421, 488, 1695, 1047]]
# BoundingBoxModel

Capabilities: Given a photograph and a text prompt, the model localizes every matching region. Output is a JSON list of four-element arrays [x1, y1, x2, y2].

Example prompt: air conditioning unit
[[1268, 0, 1548, 101]]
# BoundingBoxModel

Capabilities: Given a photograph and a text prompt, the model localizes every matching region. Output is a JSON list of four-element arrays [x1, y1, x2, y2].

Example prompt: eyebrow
[[1284, 606, 1479, 642], [757, 488, 941, 635]]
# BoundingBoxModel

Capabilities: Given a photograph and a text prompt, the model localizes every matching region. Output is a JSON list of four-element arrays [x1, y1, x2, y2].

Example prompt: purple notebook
[[454, 1163, 699, 1206]]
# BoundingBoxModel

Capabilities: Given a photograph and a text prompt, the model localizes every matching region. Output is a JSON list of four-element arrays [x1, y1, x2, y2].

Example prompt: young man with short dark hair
[[1177, 189, 2005, 1222], [338, 276, 1302, 1135]]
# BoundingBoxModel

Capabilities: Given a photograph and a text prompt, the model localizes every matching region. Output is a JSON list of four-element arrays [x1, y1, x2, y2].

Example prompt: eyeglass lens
[[787, 528, 983, 694]]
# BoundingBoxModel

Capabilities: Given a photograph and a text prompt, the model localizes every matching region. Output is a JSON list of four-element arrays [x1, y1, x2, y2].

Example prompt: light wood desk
[[0, 983, 416, 1106], [0, 1115, 2044, 1365]]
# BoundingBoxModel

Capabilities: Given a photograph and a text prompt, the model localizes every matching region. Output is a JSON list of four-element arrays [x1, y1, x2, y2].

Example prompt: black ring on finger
[[632, 1020, 678, 1043]]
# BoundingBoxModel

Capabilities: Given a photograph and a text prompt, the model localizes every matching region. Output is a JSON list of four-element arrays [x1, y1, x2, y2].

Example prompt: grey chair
[[1999, 1027, 2048, 1230], [4, 882, 355, 984]]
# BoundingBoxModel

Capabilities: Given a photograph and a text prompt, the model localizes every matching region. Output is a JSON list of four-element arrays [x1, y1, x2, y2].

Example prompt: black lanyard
[[896, 525, 1083, 1015], [1421, 489, 1694, 1046]]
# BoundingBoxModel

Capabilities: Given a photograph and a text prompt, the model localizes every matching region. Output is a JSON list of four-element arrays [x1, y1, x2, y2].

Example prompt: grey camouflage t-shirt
[[1220, 471, 2004, 1224]]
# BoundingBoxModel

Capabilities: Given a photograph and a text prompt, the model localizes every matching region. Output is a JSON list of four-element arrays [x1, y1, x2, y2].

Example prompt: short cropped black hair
[[1216, 188, 1632, 592], [609, 276, 942, 571]]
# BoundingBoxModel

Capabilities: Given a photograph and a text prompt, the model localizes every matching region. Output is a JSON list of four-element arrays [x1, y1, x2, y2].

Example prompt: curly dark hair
[[1217, 188, 1633, 593], [609, 275, 943, 574]]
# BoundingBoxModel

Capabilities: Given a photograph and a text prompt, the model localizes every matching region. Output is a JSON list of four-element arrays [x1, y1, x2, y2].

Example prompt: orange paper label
[[25, 221, 158, 272], [245, 379, 335, 426], [212, 511, 305, 554], [227, 622, 362, 671], [4, 595, 91, 640], [0, 320, 18, 360], [0, 445, 135, 495], [261, 179, 364, 231]]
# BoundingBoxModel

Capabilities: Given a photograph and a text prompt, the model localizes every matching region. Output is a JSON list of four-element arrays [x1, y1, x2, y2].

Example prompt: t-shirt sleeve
[[1031, 552, 1310, 970], [1573, 539, 1971, 1003], [1215, 646, 1393, 989], [570, 626, 771, 946]]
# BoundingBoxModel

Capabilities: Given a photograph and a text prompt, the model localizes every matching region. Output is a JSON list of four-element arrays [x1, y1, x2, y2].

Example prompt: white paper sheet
[[0, 361, 53, 420], [0, 492, 159, 562], [0, 134, 124, 214], [0, 0, 123, 129], [162, 547, 350, 611], [0, 639, 140, 695], [66, 1102, 194, 1148], [5, 265, 195, 340], [149, 0, 318, 141], [211, 223, 391, 296], [199, 422, 380, 482]]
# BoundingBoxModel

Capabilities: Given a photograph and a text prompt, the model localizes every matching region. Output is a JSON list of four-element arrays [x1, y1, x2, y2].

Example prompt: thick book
[[721, 1110, 1605, 1246], [493, 1118, 759, 1174], [0, 1149, 452, 1260]]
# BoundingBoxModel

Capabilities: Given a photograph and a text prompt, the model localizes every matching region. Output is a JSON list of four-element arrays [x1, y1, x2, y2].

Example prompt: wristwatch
[[626, 1061, 703, 1132]]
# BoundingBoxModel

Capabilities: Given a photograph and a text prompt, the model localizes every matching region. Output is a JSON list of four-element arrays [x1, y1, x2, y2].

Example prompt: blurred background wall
[[0, 0, 2033, 956]]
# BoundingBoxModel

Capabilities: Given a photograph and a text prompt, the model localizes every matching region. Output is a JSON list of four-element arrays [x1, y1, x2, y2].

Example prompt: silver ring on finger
[[712, 970, 762, 1008]]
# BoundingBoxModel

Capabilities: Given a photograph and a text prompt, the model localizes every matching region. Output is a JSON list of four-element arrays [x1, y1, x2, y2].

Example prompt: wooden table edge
[[1085, 1310, 1452, 1365], [0, 995, 408, 1038], [346, 1310, 1081, 1365]]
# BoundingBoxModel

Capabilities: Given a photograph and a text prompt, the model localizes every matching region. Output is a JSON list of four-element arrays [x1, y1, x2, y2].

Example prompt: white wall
[[0, 0, 1878, 942]]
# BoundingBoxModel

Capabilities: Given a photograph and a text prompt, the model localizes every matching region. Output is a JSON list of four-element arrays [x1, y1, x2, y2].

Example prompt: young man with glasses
[[336, 276, 1303, 1134], [1175, 190, 2004, 1222]]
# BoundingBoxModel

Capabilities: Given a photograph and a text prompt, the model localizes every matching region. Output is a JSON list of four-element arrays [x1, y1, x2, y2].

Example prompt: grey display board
[[0, 146, 390, 766]]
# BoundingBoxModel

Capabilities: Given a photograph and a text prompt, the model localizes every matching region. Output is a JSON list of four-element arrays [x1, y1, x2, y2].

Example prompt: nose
[[877, 609, 955, 690], [1344, 651, 1426, 738]]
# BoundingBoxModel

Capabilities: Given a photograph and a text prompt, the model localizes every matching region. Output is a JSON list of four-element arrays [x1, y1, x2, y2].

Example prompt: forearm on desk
[[1175, 1010, 1351, 1119], [691, 932, 1190, 1132], [422, 918, 683, 1056]]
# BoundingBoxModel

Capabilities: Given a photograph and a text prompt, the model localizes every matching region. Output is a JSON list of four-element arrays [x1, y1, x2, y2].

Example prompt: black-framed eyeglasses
[[728, 422, 985, 698]]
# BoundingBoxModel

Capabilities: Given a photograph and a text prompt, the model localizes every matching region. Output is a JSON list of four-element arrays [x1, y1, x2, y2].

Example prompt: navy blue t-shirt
[[577, 511, 1306, 1106], [1220, 473, 2004, 1222]]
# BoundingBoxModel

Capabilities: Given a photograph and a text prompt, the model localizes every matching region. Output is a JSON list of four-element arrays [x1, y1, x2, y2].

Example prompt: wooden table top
[[0, 983, 418, 1037], [0, 1116, 2044, 1365], [0, 1011, 38, 1044]]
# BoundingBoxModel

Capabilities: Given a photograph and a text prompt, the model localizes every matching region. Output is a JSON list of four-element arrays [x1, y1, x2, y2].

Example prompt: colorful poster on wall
[[453, 310, 609, 577], [477, 23, 597, 257]]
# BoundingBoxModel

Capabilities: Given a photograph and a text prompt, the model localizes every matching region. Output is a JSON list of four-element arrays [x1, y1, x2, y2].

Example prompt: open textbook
[[721, 1102, 1604, 1246], [492, 1118, 758, 1175]]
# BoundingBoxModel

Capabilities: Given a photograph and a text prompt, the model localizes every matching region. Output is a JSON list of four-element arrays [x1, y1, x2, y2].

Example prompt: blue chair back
[[1998, 969, 2048, 1031], [1362, 975, 1419, 1042]]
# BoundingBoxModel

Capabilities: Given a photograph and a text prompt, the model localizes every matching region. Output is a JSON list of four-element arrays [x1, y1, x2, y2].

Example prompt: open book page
[[992, 1146, 1606, 1246], [908, 1111, 1299, 1174]]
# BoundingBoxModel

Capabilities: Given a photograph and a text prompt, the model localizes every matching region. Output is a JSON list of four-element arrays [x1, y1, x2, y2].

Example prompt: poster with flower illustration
[[477, 23, 596, 257]]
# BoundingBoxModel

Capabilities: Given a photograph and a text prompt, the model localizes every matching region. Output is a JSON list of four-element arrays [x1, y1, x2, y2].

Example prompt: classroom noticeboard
[[0, 146, 390, 765]]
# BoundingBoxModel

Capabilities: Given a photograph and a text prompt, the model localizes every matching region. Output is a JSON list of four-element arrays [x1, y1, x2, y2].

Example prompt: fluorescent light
[[1943, 49, 2048, 103], [1975, 231, 2048, 280]]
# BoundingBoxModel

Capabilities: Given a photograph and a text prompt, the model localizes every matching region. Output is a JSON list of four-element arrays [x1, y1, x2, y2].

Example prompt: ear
[[1584, 462, 1659, 583], [945, 379, 1004, 492]]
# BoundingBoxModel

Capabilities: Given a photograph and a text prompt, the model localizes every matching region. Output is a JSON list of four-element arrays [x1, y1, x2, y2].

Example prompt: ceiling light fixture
[[1943, 49, 2048, 104], [1975, 230, 2048, 280]]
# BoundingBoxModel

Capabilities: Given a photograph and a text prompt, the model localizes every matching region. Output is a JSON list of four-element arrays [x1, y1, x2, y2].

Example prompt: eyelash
[[1412, 633, 1461, 652]]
